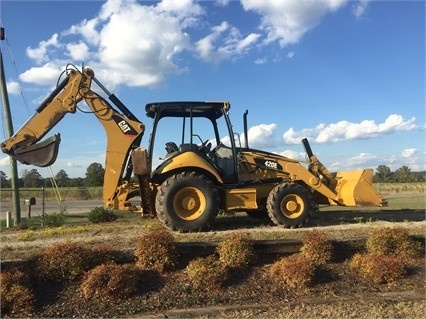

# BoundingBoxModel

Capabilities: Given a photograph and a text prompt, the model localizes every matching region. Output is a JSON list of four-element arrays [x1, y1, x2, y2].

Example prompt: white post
[[6, 211, 12, 228]]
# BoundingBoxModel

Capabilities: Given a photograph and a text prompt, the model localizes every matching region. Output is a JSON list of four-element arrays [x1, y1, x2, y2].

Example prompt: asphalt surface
[[0, 199, 104, 220]]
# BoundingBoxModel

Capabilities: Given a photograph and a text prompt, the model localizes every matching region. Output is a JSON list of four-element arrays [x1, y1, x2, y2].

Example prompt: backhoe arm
[[1, 66, 146, 209]]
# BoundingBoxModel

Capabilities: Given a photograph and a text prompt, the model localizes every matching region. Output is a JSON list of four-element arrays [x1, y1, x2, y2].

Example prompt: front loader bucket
[[13, 134, 61, 167], [335, 169, 387, 207]]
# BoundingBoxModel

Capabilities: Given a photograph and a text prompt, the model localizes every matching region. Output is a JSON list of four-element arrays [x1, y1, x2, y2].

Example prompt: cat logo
[[113, 115, 138, 136]]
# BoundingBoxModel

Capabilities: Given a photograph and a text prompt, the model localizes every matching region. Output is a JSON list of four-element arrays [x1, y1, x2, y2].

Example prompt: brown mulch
[[10, 252, 424, 318]]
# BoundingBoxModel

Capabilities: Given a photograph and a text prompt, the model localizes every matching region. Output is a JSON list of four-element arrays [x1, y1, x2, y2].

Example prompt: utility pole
[[0, 27, 21, 225]]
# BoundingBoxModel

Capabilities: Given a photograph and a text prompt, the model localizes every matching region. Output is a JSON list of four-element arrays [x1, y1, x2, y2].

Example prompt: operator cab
[[145, 101, 238, 184]]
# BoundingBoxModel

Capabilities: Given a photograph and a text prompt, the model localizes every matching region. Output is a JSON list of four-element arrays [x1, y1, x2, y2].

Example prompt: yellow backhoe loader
[[1, 65, 387, 232]]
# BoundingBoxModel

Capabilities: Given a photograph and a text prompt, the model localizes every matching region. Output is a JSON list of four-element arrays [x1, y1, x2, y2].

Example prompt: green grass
[[0, 187, 103, 202], [386, 196, 425, 210]]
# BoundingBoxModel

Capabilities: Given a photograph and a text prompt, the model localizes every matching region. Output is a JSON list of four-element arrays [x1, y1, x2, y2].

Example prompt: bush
[[134, 229, 178, 272], [43, 212, 67, 227], [186, 255, 227, 291], [216, 232, 255, 268], [80, 263, 141, 301], [269, 253, 315, 289], [0, 269, 35, 316], [300, 229, 333, 266], [88, 207, 118, 223], [35, 242, 99, 282], [366, 227, 421, 262], [349, 252, 406, 284], [89, 244, 118, 266]]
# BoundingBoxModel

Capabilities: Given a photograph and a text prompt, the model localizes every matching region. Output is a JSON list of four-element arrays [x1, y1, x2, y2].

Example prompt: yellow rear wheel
[[156, 171, 220, 232], [172, 187, 206, 221]]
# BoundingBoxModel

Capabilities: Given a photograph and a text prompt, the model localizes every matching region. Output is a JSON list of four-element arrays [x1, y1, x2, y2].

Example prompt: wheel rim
[[173, 187, 206, 220], [280, 194, 304, 219]]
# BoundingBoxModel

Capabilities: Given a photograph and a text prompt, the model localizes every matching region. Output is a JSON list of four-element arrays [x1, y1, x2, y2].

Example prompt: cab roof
[[145, 101, 230, 120]]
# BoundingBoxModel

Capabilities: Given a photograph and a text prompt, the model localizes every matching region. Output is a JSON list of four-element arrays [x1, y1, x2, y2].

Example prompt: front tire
[[156, 172, 219, 232], [267, 183, 314, 228]]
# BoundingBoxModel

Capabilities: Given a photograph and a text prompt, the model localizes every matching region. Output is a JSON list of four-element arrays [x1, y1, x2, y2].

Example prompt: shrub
[[216, 232, 255, 268], [186, 255, 227, 291], [349, 252, 406, 284], [80, 263, 141, 301], [43, 212, 67, 227], [269, 253, 315, 289], [0, 269, 35, 316], [89, 244, 117, 267], [88, 207, 118, 223], [134, 229, 178, 272], [35, 242, 96, 282], [18, 229, 35, 241], [300, 229, 333, 266], [366, 227, 421, 262]]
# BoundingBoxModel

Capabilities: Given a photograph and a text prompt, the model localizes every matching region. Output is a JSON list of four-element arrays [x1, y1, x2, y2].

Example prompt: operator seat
[[165, 142, 178, 154]]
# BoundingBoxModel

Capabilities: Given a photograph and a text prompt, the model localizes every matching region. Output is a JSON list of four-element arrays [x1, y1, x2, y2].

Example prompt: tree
[[21, 169, 43, 188], [55, 169, 70, 187], [0, 170, 10, 188], [394, 166, 414, 183], [85, 162, 105, 186], [374, 165, 393, 182]]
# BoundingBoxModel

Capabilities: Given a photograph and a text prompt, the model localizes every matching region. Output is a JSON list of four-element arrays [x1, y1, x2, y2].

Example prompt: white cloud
[[245, 123, 278, 148], [282, 114, 417, 145], [195, 21, 261, 64], [254, 57, 267, 64], [215, 0, 232, 6], [279, 149, 306, 161], [26, 34, 61, 64], [6, 81, 20, 95], [16, 0, 364, 88], [20, 0, 202, 88], [347, 152, 377, 165], [0, 156, 10, 167], [19, 63, 64, 86], [352, 0, 369, 19], [66, 162, 83, 168], [287, 51, 295, 59], [240, 0, 348, 47], [66, 42, 90, 61], [401, 148, 416, 158]]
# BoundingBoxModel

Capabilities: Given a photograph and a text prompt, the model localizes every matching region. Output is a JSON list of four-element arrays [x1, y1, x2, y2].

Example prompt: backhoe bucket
[[13, 134, 61, 167], [335, 169, 387, 207]]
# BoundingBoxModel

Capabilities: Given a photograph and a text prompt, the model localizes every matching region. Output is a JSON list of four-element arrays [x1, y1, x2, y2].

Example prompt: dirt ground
[[1, 199, 425, 318], [26, 252, 425, 318]]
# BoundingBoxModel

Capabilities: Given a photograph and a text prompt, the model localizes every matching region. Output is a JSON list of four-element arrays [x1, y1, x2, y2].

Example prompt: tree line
[[373, 165, 425, 183], [0, 163, 424, 188], [0, 163, 105, 188]]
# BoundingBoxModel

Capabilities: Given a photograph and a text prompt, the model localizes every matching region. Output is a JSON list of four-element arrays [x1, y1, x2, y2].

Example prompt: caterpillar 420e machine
[[1, 65, 387, 232]]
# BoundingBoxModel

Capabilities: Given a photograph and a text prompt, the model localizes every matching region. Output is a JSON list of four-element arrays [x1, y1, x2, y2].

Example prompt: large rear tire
[[267, 183, 314, 228], [156, 171, 219, 232]]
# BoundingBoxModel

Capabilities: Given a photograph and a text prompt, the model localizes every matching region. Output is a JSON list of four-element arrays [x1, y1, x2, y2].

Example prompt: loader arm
[[1, 66, 146, 210]]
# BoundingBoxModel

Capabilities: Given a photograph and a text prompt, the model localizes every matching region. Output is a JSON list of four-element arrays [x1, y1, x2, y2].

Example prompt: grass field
[[1, 182, 424, 201]]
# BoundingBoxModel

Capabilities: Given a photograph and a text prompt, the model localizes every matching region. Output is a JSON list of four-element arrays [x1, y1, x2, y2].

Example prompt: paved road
[[0, 199, 104, 219]]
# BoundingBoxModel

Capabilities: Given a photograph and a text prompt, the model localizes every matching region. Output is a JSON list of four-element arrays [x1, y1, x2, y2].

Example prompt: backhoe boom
[[1, 65, 146, 210]]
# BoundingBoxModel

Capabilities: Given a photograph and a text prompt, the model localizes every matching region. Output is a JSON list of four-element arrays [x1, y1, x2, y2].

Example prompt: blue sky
[[0, 0, 424, 179]]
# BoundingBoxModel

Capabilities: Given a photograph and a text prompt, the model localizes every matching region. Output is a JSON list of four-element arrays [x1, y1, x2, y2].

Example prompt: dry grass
[[175, 300, 426, 319]]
